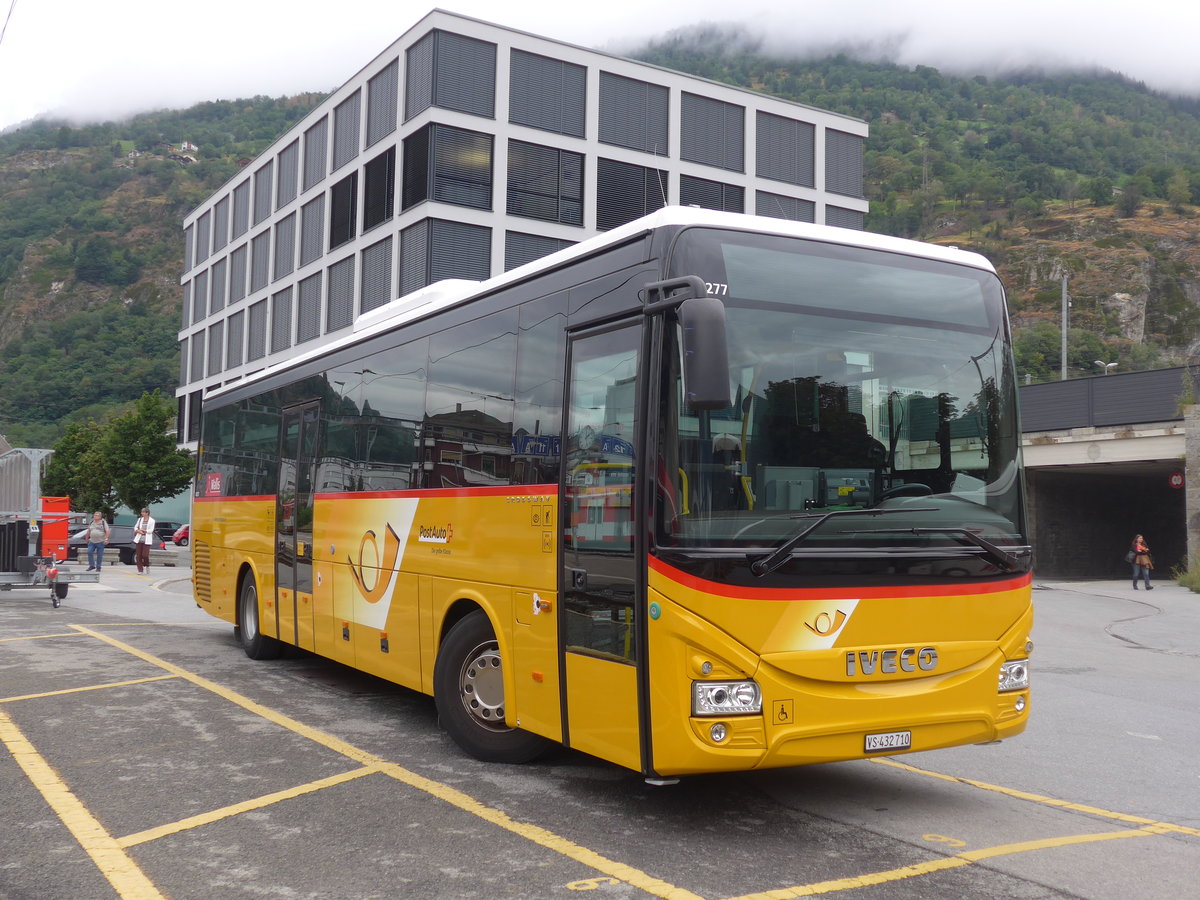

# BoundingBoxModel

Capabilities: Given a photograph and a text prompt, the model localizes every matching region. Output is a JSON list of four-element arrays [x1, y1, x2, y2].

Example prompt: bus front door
[[561, 322, 645, 773], [276, 402, 319, 651]]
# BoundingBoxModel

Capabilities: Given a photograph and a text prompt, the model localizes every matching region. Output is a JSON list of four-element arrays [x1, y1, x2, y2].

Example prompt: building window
[[183, 225, 193, 271], [399, 218, 490, 296], [360, 236, 393, 314], [327, 256, 355, 333], [276, 140, 299, 209], [300, 196, 325, 267], [181, 281, 191, 330], [227, 310, 245, 368], [247, 300, 268, 361], [756, 191, 815, 223], [595, 157, 668, 231], [231, 180, 250, 238], [681, 93, 744, 172], [504, 231, 575, 271], [405, 29, 496, 121], [212, 196, 229, 252], [825, 129, 865, 198], [271, 287, 293, 353], [250, 231, 271, 293], [190, 330, 206, 381], [229, 244, 248, 303], [329, 172, 358, 250], [363, 147, 396, 231], [210, 257, 227, 313], [207, 320, 224, 376], [332, 90, 361, 172], [195, 211, 210, 263], [825, 205, 864, 230], [303, 116, 328, 191], [679, 175, 744, 213], [757, 112, 815, 188], [366, 60, 399, 148], [507, 140, 583, 225], [273, 213, 296, 281], [598, 72, 669, 156], [509, 49, 585, 137], [402, 124, 492, 211], [253, 161, 273, 224], [192, 269, 208, 324], [297, 273, 322, 344]]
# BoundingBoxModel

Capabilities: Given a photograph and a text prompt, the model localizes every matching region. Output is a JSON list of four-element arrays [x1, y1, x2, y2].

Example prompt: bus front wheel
[[237, 575, 281, 660], [434, 610, 547, 764]]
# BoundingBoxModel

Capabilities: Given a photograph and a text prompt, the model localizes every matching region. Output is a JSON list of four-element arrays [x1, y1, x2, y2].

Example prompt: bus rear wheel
[[237, 575, 281, 660], [434, 610, 547, 764]]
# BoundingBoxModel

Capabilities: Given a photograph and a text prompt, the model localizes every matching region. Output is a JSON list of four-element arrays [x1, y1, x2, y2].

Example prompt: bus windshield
[[659, 227, 1025, 573]]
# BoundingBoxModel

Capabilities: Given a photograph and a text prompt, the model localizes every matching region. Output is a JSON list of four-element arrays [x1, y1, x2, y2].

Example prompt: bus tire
[[434, 610, 547, 764], [238, 574, 281, 660]]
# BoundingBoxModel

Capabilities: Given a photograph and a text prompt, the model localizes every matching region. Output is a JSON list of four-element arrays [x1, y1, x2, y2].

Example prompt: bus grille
[[193, 542, 211, 603]]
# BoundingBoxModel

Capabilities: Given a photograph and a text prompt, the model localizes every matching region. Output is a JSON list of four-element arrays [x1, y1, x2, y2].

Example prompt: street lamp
[[1094, 360, 1118, 375]]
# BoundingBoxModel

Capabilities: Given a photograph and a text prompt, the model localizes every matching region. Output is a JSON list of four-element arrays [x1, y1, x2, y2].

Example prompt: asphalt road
[[1, 565, 1197, 900]]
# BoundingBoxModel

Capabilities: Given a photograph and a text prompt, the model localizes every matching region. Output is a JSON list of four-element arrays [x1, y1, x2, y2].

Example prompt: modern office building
[[176, 9, 868, 442]]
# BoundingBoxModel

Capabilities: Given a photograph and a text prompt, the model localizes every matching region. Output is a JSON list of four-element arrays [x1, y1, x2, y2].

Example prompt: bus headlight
[[692, 680, 762, 716], [998, 659, 1029, 693]]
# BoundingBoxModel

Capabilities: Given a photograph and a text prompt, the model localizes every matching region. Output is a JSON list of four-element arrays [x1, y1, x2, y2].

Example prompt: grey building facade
[[176, 10, 868, 441]]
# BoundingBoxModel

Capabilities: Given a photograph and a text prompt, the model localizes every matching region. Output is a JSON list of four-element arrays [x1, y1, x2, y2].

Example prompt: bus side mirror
[[679, 295, 731, 410]]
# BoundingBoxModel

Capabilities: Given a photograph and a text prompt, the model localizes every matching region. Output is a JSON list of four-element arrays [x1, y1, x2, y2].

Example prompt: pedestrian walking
[[1128, 534, 1154, 590], [133, 507, 157, 574]]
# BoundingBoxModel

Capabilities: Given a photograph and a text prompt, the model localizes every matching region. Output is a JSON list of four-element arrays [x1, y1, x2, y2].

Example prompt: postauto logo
[[417, 523, 453, 544]]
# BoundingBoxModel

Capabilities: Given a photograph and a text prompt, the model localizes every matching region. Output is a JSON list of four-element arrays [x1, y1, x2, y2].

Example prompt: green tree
[[42, 420, 119, 517], [98, 391, 194, 512]]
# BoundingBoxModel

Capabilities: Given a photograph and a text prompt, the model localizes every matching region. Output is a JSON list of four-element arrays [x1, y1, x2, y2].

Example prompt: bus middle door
[[561, 321, 645, 773], [276, 402, 319, 651]]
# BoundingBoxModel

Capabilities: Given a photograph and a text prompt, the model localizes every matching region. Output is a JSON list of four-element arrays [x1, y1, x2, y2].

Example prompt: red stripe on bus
[[648, 555, 1032, 601]]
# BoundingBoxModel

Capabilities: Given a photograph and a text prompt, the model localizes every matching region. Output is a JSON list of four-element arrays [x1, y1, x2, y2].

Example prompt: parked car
[[155, 520, 184, 543], [68, 525, 165, 566], [173, 524, 189, 546]]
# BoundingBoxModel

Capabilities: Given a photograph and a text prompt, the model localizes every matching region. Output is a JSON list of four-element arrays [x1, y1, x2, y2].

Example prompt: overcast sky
[[2, 0, 1198, 133]]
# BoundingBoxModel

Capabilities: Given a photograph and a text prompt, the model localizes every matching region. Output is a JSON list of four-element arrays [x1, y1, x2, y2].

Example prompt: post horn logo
[[804, 609, 848, 637], [348, 523, 402, 603]]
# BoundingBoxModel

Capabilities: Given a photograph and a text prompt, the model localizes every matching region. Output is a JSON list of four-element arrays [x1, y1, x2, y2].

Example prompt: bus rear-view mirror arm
[[645, 277, 732, 411]]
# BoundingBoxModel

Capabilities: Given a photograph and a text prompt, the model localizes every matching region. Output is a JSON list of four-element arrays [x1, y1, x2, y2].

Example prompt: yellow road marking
[[723, 826, 1165, 899], [70, 624, 705, 900], [872, 758, 1200, 838], [0, 708, 165, 900], [118, 766, 380, 847], [0, 631, 86, 642], [2, 675, 178, 704]]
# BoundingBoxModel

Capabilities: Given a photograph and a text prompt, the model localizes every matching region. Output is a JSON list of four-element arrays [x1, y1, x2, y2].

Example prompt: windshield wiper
[[850, 526, 1025, 572], [749, 508, 936, 577]]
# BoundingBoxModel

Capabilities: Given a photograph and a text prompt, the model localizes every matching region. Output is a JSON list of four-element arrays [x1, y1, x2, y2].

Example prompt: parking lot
[[2, 567, 1198, 900]]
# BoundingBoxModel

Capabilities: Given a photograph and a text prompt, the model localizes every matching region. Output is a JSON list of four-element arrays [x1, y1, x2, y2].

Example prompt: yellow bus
[[193, 208, 1032, 780]]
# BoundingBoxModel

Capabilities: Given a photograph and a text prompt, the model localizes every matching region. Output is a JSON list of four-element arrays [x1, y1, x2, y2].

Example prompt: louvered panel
[[756, 191, 815, 223], [756, 112, 814, 187], [276, 140, 299, 208], [509, 49, 586, 137], [504, 231, 574, 271], [399, 219, 429, 295], [360, 236, 393, 313], [332, 90, 361, 172], [247, 300, 268, 361], [250, 231, 271, 292], [405, 32, 434, 120], [212, 197, 229, 252], [192, 269, 208, 324], [297, 273, 322, 344], [434, 31, 495, 118], [210, 257, 227, 312], [367, 60, 399, 147], [300, 196, 325, 267], [303, 117, 328, 191], [430, 219, 489, 282], [231, 181, 250, 238], [226, 311, 245, 366], [229, 245, 248, 303], [195, 211, 210, 262], [271, 287, 292, 353], [190, 331, 205, 380], [825, 205, 864, 230], [207, 320, 224, 375], [253, 161, 273, 224], [326, 256, 355, 332], [273, 213, 296, 281], [599, 72, 668, 155], [192, 542, 211, 604], [825, 129, 864, 198]]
